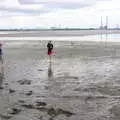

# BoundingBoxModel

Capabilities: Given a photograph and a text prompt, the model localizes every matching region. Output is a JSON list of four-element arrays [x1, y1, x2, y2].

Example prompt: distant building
[[100, 16, 103, 29], [100, 16, 108, 30]]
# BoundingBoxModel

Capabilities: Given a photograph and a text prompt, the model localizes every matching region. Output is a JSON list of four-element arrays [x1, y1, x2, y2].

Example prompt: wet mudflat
[[0, 40, 120, 120]]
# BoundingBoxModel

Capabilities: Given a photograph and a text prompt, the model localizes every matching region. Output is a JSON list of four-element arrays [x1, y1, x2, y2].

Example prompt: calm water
[[90, 33, 120, 41], [0, 33, 120, 42]]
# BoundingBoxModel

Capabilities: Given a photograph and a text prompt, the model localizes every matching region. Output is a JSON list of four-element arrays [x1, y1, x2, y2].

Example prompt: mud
[[0, 40, 120, 120]]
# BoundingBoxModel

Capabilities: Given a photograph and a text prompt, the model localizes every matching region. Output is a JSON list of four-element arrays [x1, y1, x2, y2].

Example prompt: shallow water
[[0, 30, 120, 42], [0, 41, 120, 120]]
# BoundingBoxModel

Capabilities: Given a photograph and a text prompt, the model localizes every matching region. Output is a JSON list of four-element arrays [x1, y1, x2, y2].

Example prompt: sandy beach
[[0, 40, 120, 120]]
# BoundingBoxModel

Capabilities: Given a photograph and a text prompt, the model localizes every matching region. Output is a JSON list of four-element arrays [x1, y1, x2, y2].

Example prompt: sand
[[0, 40, 120, 120]]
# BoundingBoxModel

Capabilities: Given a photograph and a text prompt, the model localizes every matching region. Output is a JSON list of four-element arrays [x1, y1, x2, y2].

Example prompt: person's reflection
[[0, 42, 4, 78], [0, 55, 4, 87], [48, 58, 53, 79]]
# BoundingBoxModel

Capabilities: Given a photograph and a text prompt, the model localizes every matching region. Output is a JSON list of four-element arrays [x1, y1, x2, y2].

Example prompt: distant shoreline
[[0, 29, 120, 31], [0, 30, 120, 38]]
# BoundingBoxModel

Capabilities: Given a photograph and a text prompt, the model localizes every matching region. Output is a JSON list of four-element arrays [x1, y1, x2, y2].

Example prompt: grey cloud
[[0, 0, 113, 17], [19, 0, 93, 9], [43, 2, 90, 9], [0, 6, 49, 15]]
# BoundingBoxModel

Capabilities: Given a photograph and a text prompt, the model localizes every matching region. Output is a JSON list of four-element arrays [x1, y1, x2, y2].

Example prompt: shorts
[[48, 51, 52, 55], [48, 51, 56, 56]]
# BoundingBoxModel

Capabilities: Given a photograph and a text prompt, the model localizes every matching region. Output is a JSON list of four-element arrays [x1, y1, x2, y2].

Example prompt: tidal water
[[0, 31, 120, 120]]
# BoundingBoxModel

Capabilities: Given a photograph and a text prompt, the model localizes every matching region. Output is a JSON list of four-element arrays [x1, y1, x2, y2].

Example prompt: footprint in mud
[[18, 100, 25, 103], [0, 113, 12, 119], [35, 101, 47, 107], [4, 83, 8, 85], [25, 91, 33, 96], [21, 102, 75, 119], [21, 101, 47, 109], [9, 88, 16, 93], [0, 86, 4, 90], [17, 79, 31, 85], [47, 107, 75, 117], [9, 108, 21, 115], [21, 104, 34, 109], [38, 69, 43, 71]]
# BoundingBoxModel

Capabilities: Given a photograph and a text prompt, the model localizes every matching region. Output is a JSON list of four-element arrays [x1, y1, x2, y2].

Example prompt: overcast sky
[[0, 0, 120, 29]]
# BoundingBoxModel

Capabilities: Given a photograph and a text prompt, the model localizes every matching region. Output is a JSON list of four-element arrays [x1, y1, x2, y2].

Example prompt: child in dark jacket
[[47, 41, 53, 55]]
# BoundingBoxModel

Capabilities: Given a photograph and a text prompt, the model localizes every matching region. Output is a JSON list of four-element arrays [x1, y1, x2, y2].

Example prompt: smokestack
[[106, 16, 108, 29], [100, 16, 103, 29], [101, 16, 103, 27]]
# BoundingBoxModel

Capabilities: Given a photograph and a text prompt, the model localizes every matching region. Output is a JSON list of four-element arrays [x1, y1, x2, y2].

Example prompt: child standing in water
[[0, 43, 3, 61], [47, 41, 53, 62], [47, 41, 53, 56]]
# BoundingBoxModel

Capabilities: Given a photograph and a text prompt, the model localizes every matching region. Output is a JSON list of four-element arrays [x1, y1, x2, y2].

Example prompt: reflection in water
[[100, 32, 108, 40], [100, 32, 108, 47], [0, 55, 4, 86], [48, 57, 53, 79]]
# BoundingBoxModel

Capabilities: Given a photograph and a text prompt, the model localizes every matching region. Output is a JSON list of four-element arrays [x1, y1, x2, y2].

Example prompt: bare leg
[[49, 55, 52, 63]]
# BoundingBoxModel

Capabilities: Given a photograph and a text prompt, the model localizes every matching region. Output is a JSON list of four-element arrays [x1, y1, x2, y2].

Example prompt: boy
[[0, 43, 2, 61], [47, 41, 53, 56]]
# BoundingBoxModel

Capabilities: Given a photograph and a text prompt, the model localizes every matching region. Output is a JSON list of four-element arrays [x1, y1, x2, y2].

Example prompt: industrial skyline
[[0, 0, 120, 29], [100, 16, 108, 30]]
